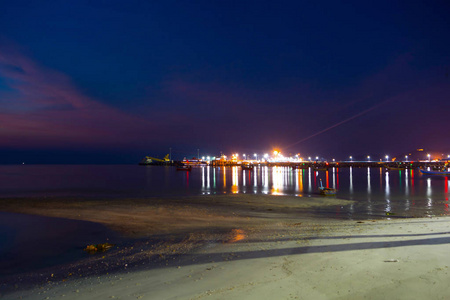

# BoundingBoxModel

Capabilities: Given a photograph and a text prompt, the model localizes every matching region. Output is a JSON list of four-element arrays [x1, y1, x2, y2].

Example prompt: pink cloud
[[0, 45, 158, 149]]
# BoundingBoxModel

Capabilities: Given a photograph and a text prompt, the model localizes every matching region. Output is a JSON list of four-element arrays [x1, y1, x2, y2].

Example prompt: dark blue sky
[[0, 0, 449, 163]]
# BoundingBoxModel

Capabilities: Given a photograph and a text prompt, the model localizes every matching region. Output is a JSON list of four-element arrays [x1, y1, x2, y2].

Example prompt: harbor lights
[[385, 155, 389, 162], [405, 155, 408, 161], [308, 157, 311, 161], [315, 156, 319, 161], [332, 158, 335, 162], [254, 153, 258, 161], [367, 156, 370, 162], [349, 156, 353, 162], [427, 154, 431, 162]]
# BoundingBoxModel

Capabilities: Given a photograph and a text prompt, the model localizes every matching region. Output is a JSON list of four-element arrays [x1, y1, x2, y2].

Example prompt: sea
[[0, 164, 449, 277]]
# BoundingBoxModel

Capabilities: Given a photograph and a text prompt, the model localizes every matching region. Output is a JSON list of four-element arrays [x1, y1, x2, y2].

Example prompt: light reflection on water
[[196, 165, 450, 218], [0, 165, 450, 219]]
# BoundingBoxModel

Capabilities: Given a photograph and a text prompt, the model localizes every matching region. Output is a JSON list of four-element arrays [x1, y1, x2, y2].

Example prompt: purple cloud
[[0, 45, 158, 149]]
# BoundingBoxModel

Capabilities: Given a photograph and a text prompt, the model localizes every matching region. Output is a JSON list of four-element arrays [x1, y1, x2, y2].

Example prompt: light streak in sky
[[285, 100, 391, 149]]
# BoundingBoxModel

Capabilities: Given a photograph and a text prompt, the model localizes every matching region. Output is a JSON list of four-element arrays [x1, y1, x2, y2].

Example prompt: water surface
[[0, 164, 448, 218], [1, 164, 449, 276]]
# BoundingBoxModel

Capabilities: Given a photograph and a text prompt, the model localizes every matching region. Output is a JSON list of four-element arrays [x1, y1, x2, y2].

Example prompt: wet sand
[[2, 195, 450, 299], [0, 194, 352, 237]]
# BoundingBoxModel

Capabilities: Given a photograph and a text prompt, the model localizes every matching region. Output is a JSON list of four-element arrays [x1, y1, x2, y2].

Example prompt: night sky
[[1, 0, 449, 164]]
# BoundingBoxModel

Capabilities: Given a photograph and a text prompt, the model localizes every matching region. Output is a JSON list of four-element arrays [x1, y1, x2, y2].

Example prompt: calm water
[[1, 164, 449, 276], [0, 164, 449, 218]]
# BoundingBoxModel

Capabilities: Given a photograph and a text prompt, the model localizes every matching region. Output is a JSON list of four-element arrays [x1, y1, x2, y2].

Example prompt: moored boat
[[176, 165, 192, 171], [319, 179, 337, 196], [419, 169, 450, 175], [385, 166, 406, 171]]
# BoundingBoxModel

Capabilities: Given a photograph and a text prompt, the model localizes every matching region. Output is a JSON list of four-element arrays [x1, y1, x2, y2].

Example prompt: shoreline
[[0, 194, 353, 295], [0, 194, 356, 238], [2, 195, 450, 299]]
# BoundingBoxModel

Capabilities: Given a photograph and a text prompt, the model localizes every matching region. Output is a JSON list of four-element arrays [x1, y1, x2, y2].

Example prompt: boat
[[139, 154, 170, 165], [319, 179, 337, 196], [176, 165, 192, 171], [385, 166, 406, 171], [181, 157, 207, 166], [419, 169, 450, 175], [313, 167, 329, 171], [241, 164, 254, 170]]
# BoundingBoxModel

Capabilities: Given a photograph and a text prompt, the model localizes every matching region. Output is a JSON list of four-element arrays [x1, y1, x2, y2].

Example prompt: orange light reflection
[[227, 229, 246, 243]]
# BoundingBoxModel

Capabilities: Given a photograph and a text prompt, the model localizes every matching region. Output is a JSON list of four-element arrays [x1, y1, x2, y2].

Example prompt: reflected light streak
[[349, 166, 353, 194], [207, 166, 210, 188], [405, 169, 409, 195], [385, 172, 391, 213], [271, 167, 283, 195], [299, 169, 304, 193], [314, 171, 317, 189], [336, 168, 339, 189], [226, 229, 246, 243], [445, 176, 449, 201], [308, 167, 312, 193], [332, 167, 336, 189], [202, 166, 205, 188], [186, 170, 189, 187], [263, 166, 269, 194], [232, 166, 238, 193], [366, 167, 372, 214], [223, 167, 226, 188], [426, 178, 432, 198], [385, 171, 390, 197]]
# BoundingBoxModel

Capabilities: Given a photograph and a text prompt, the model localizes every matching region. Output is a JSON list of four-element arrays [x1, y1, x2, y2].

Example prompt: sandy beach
[[2, 195, 450, 299]]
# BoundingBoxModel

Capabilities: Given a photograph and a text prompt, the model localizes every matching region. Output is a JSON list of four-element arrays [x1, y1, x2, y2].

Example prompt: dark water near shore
[[0, 164, 449, 277], [0, 212, 117, 277]]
